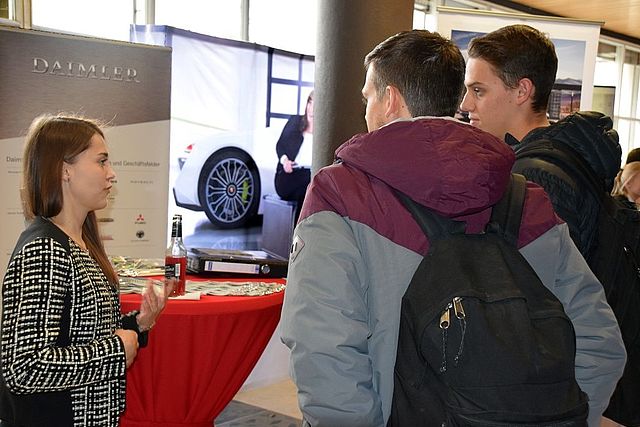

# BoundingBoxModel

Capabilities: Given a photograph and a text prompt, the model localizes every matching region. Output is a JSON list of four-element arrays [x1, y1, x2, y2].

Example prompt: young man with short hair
[[461, 24, 627, 427], [461, 24, 621, 260]]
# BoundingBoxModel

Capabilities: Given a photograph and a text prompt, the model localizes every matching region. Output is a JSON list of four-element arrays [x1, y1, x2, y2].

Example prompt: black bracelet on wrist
[[123, 310, 150, 347]]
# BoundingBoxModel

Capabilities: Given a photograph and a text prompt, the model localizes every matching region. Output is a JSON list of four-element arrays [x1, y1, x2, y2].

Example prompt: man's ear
[[516, 77, 535, 106], [386, 85, 410, 120]]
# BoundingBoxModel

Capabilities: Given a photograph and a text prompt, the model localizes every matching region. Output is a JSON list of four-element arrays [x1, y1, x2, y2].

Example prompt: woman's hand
[[283, 158, 297, 173], [136, 279, 175, 332], [115, 329, 139, 368], [281, 154, 297, 173]]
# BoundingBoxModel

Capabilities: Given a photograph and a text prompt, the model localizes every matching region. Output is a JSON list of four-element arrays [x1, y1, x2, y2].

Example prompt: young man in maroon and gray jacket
[[280, 30, 625, 427]]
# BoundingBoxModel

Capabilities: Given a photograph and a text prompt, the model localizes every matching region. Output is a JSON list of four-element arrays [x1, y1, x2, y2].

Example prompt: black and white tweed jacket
[[1, 217, 131, 426]]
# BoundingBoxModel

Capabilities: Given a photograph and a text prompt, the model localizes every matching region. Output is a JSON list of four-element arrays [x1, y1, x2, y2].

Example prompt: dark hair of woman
[[22, 114, 118, 285]]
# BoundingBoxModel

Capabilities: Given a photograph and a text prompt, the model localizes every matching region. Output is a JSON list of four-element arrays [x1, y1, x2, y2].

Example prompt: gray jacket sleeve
[[520, 223, 626, 427], [280, 211, 384, 427]]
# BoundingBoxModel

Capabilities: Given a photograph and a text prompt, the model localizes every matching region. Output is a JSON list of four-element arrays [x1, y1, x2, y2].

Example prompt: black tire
[[198, 148, 261, 229]]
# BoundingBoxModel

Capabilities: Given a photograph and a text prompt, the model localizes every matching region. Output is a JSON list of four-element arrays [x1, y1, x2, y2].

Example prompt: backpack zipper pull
[[453, 297, 467, 366], [453, 297, 465, 319], [439, 303, 452, 373], [440, 305, 451, 329]]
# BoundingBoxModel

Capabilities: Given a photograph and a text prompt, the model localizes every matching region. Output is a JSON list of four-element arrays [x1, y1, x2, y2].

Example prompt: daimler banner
[[0, 26, 172, 276]]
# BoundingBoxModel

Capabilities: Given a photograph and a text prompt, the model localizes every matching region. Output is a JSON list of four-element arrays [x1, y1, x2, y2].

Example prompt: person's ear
[[62, 162, 71, 182], [515, 78, 535, 106], [386, 85, 410, 119]]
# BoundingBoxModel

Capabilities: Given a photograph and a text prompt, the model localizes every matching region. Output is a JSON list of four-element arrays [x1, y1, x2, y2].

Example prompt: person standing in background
[[0, 114, 172, 426], [616, 161, 640, 206], [275, 90, 314, 222], [612, 148, 640, 195], [625, 147, 640, 165]]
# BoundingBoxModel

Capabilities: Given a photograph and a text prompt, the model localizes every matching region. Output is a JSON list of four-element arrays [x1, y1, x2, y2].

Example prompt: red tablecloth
[[119, 277, 285, 427]]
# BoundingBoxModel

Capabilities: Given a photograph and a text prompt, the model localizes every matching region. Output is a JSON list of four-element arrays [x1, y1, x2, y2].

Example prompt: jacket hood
[[516, 111, 621, 191], [335, 117, 515, 217]]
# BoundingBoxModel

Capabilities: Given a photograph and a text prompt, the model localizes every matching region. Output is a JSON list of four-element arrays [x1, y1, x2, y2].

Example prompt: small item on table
[[165, 214, 187, 296]]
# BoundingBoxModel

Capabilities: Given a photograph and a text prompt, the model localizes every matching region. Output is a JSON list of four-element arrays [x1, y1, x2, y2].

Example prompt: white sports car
[[173, 124, 285, 229]]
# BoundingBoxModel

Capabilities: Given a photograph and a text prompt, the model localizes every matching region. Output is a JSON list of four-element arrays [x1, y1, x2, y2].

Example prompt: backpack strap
[[514, 139, 605, 203], [395, 173, 526, 244], [394, 192, 466, 241], [488, 173, 527, 247]]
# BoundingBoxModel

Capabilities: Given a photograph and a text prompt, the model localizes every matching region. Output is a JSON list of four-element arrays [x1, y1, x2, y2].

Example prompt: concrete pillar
[[312, 0, 414, 175]]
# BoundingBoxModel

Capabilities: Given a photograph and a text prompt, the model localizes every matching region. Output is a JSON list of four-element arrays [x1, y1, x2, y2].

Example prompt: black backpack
[[514, 140, 640, 426], [388, 174, 589, 427]]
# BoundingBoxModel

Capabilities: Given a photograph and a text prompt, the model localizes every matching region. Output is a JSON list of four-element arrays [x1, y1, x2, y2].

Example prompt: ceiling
[[489, 0, 640, 44]]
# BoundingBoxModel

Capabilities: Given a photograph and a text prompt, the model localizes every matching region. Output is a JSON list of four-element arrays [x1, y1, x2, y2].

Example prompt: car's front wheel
[[198, 149, 261, 229]]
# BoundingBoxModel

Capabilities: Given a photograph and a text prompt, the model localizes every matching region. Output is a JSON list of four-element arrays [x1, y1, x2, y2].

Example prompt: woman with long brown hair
[[0, 114, 171, 426]]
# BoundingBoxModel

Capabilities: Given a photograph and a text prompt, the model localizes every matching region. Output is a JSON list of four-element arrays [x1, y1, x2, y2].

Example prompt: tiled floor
[[215, 400, 301, 427], [233, 379, 302, 420], [215, 379, 302, 426]]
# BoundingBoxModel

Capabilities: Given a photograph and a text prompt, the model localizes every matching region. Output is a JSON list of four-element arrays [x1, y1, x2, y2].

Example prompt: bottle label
[[165, 263, 178, 278], [165, 261, 185, 278], [165, 256, 187, 297]]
